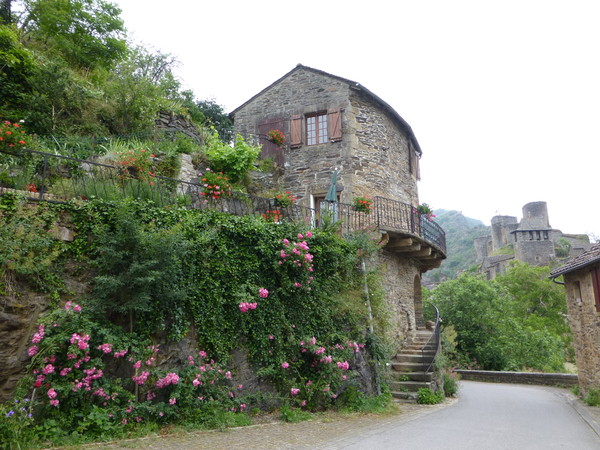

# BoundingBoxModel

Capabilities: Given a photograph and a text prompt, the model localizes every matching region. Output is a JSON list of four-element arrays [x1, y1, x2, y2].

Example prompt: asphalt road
[[323, 381, 600, 449]]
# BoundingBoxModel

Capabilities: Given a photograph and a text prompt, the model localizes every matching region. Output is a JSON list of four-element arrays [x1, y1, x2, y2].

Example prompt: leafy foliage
[[417, 388, 444, 404], [427, 263, 570, 372], [1, 1, 213, 139], [0, 193, 65, 294], [0, 197, 389, 446], [19, 0, 127, 70], [203, 130, 261, 184], [190, 99, 233, 142]]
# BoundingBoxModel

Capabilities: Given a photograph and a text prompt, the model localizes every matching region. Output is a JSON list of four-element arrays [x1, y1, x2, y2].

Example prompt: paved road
[[96, 381, 600, 449], [323, 381, 600, 449]]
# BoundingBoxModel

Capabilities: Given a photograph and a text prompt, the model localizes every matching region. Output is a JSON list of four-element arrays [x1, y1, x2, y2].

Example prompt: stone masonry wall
[[348, 89, 417, 206], [232, 67, 419, 208], [564, 270, 600, 393], [232, 69, 353, 205], [379, 249, 422, 345]]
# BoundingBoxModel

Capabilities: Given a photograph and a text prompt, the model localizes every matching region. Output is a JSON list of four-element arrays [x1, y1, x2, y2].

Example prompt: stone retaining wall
[[455, 370, 578, 386]]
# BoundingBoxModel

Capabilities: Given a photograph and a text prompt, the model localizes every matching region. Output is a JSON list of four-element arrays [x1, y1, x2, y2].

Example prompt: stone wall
[[563, 269, 600, 393], [0, 285, 52, 401], [491, 215, 518, 250], [231, 66, 419, 208], [378, 249, 422, 345], [155, 111, 202, 143], [455, 370, 578, 386], [348, 89, 417, 205]]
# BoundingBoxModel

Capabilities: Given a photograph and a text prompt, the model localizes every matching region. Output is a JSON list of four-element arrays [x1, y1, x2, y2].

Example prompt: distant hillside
[[423, 209, 490, 284]]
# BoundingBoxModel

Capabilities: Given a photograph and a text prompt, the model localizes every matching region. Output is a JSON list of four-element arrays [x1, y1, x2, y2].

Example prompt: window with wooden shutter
[[258, 118, 284, 166], [591, 267, 600, 312], [290, 114, 303, 148], [307, 113, 328, 145], [408, 142, 421, 180], [328, 108, 342, 142]]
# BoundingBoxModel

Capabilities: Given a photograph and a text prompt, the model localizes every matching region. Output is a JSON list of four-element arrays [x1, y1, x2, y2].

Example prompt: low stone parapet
[[455, 370, 578, 387]]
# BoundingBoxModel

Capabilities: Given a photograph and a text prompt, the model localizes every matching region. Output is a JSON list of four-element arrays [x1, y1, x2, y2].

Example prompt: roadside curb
[[563, 391, 600, 438]]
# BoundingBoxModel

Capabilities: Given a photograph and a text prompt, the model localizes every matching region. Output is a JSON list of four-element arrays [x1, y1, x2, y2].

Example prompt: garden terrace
[[0, 148, 446, 259]]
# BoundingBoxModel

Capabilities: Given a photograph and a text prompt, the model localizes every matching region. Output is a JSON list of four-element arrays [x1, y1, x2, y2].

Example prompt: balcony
[[319, 198, 446, 269]]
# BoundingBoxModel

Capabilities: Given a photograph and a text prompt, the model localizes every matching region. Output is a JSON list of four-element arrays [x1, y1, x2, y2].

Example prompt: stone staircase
[[389, 329, 437, 401]]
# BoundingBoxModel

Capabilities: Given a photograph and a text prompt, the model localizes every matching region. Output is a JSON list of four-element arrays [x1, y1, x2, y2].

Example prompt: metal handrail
[[422, 303, 442, 374], [320, 198, 446, 253]]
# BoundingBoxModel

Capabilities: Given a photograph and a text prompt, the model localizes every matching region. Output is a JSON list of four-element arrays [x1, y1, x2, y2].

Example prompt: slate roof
[[549, 244, 600, 278], [229, 64, 422, 156]]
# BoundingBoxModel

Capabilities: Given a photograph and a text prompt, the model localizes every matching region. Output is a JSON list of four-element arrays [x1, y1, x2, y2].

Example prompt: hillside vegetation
[[423, 209, 489, 283], [1, 0, 230, 140]]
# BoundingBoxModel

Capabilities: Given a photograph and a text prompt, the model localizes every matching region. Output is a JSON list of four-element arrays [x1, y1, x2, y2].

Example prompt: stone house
[[475, 201, 591, 279], [230, 64, 446, 346], [550, 245, 600, 393]]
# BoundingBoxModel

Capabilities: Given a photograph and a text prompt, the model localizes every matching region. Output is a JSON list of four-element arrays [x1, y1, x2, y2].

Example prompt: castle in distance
[[475, 201, 591, 279]]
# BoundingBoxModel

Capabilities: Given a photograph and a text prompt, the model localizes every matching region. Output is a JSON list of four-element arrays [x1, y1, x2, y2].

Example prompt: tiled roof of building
[[549, 244, 600, 278]]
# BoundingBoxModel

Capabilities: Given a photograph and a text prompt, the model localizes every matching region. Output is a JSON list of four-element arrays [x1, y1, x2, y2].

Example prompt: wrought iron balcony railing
[[0, 148, 445, 253]]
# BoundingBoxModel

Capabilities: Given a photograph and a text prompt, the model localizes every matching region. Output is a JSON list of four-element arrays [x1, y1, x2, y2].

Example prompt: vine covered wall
[[0, 194, 391, 443]]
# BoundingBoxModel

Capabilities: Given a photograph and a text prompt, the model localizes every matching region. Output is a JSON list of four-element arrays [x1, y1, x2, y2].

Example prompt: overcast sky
[[114, 0, 600, 239]]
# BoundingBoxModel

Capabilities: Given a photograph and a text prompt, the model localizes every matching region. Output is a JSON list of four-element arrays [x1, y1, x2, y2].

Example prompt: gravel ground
[[82, 401, 454, 449]]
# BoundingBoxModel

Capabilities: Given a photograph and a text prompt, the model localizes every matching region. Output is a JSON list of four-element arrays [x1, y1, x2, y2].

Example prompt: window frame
[[306, 112, 328, 146]]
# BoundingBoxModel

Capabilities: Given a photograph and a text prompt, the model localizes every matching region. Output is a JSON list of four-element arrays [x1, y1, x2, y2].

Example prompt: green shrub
[[204, 130, 261, 183], [584, 389, 600, 407], [443, 371, 460, 397], [417, 388, 444, 405], [337, 385, 394, 413]]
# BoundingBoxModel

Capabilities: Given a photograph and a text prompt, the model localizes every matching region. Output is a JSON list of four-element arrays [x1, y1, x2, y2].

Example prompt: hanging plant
[[266, 129, 286, 147], [414, 203, 436, 221], [352, 196, 373, 214]]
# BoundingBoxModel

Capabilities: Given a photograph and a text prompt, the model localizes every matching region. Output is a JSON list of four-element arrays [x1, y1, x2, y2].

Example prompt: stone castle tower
[[476, 201, 590, 279]]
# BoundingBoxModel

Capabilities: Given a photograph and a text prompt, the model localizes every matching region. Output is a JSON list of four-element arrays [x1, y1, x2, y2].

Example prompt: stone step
[[389, 380, 433, 392], [391, 390, 418, 401], [391, 361, 427, 372], [398, 348, 435, 355], [394, 353, 435, 364], [398, 345, 436, 353], [391, 371, 433, 382]]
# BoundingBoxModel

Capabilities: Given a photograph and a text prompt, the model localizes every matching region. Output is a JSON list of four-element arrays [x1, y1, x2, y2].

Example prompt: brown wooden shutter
[[258, 118, 284, 166], [591, 267, 600, 312], [415, 150, 421, 180], [290, 114, 303, 148], [328, 108, 342, 142]]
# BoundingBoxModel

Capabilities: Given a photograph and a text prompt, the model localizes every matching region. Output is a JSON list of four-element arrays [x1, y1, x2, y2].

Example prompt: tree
[[493, 261, 569, 338], [0, 24, 36, 120], [193, 99, 233, 142], [18, 0, 127, 70], [0, 0, 11, 24], [104, 46, 184, 134], [429, 270, 568, 372]]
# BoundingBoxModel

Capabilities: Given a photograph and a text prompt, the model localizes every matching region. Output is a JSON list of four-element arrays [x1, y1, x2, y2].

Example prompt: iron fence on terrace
[[0, 148, 445, 253]]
